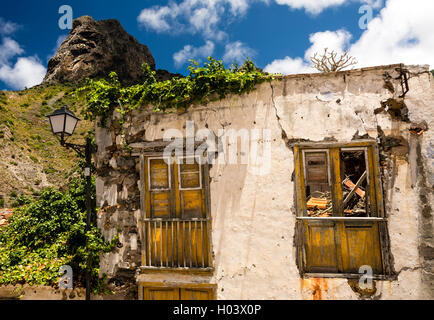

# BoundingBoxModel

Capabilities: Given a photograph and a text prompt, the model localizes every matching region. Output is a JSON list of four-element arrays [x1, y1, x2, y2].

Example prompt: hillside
[[0, 15, 181, 207], [0, 83, 92, 204]]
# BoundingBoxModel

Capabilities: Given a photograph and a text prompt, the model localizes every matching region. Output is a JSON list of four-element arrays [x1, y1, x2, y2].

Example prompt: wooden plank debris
[[343, 178, 366, 198], [307, 197, 328, 210]]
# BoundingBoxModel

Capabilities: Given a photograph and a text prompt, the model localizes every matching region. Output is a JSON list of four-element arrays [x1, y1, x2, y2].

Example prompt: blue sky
[[0, 0, 432, 90]]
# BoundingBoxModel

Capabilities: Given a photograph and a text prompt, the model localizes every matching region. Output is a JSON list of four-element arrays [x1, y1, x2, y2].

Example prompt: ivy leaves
[[78, 57, 276, 127], [0, 177, 118, 290]]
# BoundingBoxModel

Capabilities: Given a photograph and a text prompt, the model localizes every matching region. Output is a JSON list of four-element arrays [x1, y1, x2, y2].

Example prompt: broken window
[[303, 150, 333, 217], [140, 155, 212, 270], [294, 141, 393, 278], [340, 149, 370, 217]]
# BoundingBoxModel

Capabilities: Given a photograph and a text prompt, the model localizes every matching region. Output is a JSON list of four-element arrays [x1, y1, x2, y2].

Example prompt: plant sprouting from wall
[[310, 48, 358, 72]]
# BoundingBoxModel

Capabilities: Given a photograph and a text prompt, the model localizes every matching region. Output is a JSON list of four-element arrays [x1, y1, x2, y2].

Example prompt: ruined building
[[95, 63, 433, 300]]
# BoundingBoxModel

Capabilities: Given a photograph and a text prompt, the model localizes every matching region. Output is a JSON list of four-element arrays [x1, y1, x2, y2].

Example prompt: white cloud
[[274, 0, 346, 15], [226, 0, 251, 15], [137, 6, 173, 32], [173, 40, 215, 67], [0, 37, 24, 64], [222, 41, 256, 64], [275, 0, 383, 14], [137, 0, 261, 40], [265, 0, 434, 74], [349, 0, 434, 68], [0, 56, 46, 90], [0, 18, 46, 90], [264, 28, 351, 74], [264, 56, 313, 74], [360, 0, 383, 8], [0, 18, 19, 35], [137, 0, 385, 39], [304, 29, 352, 60]]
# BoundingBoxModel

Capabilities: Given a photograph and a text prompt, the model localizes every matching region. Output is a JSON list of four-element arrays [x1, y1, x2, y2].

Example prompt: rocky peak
[[43, 16, 156, 85]]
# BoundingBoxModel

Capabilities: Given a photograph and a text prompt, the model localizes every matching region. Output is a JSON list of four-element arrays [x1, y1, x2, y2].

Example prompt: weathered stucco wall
[[95, 64, 433, 300]]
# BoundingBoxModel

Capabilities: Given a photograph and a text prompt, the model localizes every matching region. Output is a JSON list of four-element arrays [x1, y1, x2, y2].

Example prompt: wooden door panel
[[180, 288, 213, 300], [305, 152, 329, 183], [180, 190, 204, 218], [341, 222, 383, 273], [141, 285, 215, 300], [143, 287, 179, 300], [149, 158, 170, 189], [150, 191, 170, 218], [304, 221, 339, 273]]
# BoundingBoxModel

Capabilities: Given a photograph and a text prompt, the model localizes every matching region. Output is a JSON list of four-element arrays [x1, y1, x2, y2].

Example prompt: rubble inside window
[[303, 151, 333, 217], [340, 150, 370, 217], [303, 148, 372, 217]]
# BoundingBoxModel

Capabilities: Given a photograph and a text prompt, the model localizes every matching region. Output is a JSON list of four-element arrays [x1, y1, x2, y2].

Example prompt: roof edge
[[275, 63, 430, 80]]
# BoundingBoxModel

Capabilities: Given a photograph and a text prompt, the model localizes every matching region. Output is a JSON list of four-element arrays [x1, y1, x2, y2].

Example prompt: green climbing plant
[[77, 57, 277, 127], [0, 168, 118, 292]]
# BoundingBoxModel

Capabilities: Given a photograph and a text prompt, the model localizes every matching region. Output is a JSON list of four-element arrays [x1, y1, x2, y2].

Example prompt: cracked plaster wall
[[95, 64, 433, 299]]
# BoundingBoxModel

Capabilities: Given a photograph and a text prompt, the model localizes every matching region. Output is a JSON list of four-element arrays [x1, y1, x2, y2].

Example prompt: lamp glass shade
[[64, 115, 79, 135], [47, 106, 80, 137], [49, 114, 66, 135]]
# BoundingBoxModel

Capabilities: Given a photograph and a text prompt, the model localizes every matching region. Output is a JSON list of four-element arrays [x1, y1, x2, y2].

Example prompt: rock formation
[[43, 16, 156, 85]]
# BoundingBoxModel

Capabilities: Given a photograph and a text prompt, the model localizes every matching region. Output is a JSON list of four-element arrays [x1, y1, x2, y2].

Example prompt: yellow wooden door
[[303, 220, 340, 273], [303, 220, 384, 274], [340, 221, 383, 273], [143, 287, 180, 300], [141, 284, 215, 300], [180, 288, 214, 300]]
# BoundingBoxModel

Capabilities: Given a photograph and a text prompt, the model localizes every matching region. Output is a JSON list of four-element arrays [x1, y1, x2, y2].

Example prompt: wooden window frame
[[294, 140, 385, 219], [139, 153, 214, 273], [147, 156, 172, 192], [177, 155, 203, 191], [302, 149, 331, 187], [294, 140, 394, 279]]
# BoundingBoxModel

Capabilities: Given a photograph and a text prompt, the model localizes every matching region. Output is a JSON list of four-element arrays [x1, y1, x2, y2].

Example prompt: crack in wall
[[269, 82, 292, 149]]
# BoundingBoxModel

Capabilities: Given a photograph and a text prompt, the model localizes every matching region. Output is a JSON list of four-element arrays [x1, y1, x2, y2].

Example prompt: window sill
[[139, 266, 214, 275], [297, 216, 387, 221], [302, 273, 396, 281]]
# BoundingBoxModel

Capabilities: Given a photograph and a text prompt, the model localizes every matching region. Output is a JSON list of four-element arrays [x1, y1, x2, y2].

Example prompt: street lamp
[[46, 105, 96, 300]]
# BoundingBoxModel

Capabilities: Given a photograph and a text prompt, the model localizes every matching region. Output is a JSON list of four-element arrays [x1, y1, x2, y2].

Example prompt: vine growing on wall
[[77, 57, 278, 127]]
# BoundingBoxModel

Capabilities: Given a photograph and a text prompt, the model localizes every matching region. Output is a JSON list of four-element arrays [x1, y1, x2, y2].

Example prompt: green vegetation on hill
[[0, 83, 93, 199], [0, 82, 117, 292], [0, 172, 118, 291]]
